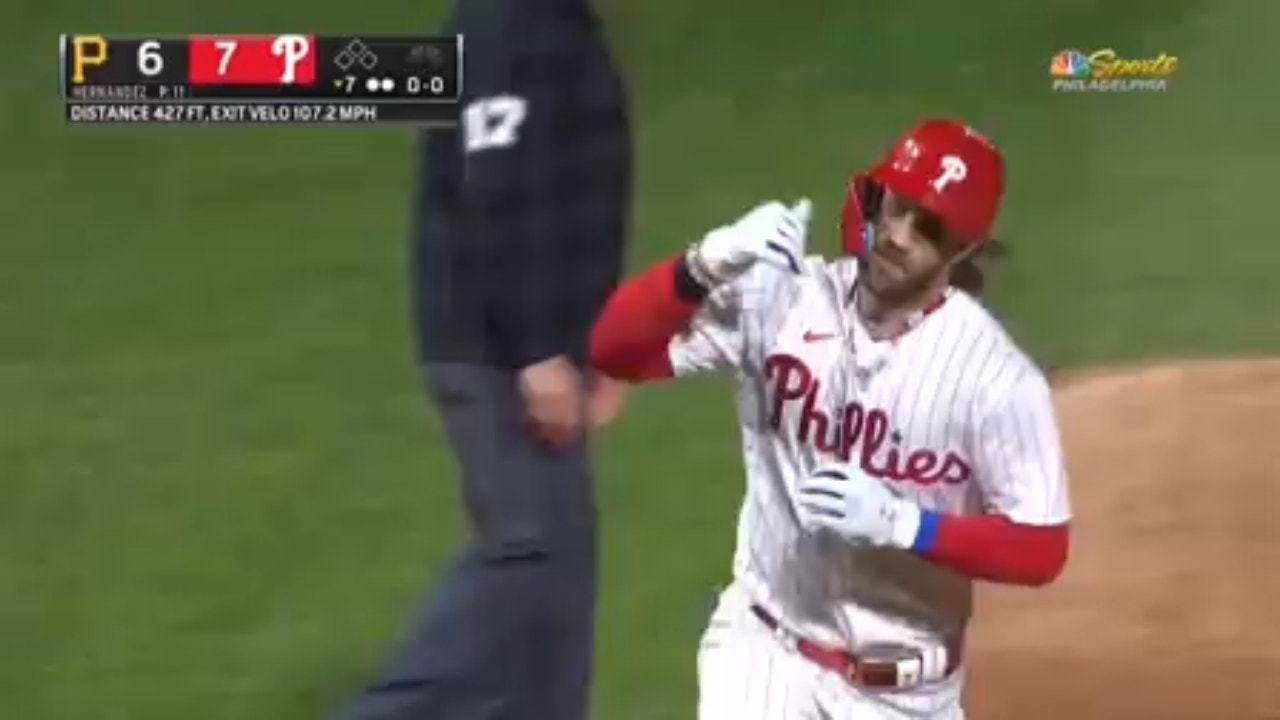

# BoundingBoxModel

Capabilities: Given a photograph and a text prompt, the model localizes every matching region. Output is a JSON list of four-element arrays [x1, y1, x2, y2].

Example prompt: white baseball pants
[[696, 584, 966, 720]]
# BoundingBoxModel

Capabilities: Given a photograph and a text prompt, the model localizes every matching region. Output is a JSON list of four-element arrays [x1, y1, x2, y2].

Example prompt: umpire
[[334, 0, 631, 718]]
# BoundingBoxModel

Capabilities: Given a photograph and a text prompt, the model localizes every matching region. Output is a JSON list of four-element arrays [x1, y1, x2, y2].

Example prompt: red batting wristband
[[588, 255, 702, 382], [918, 513, 1069, 587]]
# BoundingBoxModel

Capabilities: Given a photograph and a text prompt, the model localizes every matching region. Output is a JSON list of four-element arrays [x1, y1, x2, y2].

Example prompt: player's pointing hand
[[684, 198, 812, 289], [796, 464, 933, 550]]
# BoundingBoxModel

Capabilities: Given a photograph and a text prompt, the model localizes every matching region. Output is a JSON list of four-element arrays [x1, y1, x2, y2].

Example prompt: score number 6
[[137, 40, 164, 75]]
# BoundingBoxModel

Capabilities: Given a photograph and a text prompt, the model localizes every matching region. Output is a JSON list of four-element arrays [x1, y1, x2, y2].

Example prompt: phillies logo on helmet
[[931, 155, 968, 192], [841, 119, 1005, 254]]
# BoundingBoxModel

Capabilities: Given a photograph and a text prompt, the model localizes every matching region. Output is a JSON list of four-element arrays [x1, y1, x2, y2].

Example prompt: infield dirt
[[965, 358, 1280, 718]]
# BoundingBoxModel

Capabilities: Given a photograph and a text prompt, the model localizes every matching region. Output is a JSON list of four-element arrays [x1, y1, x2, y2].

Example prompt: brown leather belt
[[749, 604, 962, 689]]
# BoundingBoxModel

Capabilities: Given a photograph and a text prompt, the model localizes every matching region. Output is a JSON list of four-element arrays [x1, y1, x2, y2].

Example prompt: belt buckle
[[851, 643, 922, 689]]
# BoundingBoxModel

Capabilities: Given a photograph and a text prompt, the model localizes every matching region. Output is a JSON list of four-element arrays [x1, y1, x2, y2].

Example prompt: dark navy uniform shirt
[[412, 0, 632, 369]]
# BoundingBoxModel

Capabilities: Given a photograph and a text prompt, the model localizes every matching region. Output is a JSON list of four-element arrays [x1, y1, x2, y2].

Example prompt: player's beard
[[860, 250, 943, 309]]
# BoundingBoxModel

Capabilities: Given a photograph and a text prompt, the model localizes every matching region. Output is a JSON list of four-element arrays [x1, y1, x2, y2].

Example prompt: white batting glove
[[796, 464, 933, 550], [685, 199, 812, 289]]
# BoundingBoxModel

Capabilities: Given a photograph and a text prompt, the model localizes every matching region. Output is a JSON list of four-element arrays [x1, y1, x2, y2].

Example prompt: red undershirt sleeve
[[588, 256, 700, 382], [912, 512, 1069, 587]]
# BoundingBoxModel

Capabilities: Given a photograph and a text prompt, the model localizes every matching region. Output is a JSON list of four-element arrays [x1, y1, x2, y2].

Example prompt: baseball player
[[589, 119, 1071, 719]]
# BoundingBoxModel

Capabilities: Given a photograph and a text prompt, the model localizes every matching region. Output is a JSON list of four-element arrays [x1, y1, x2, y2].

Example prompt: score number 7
[[214, 40, 237, 75]]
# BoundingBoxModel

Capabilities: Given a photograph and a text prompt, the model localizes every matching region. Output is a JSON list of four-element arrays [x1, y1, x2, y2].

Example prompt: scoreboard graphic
[[61, 34, 462, 126]]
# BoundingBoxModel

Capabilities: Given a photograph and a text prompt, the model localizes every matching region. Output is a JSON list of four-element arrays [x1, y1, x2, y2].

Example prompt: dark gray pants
[[336, 363, 598, 720]]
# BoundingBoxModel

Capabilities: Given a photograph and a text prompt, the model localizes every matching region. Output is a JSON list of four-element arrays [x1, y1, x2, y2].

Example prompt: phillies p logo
[[932, 155, 968, 192]]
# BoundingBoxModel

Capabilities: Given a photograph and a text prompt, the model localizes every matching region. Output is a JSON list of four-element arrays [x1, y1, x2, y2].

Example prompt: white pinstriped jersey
[[669, 257, 1070, 650]]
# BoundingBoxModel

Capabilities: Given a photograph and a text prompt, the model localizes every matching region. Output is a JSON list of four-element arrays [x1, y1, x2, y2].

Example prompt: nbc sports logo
[[1050, 47, 1176, 93], [1050, 50, 1090, 79]]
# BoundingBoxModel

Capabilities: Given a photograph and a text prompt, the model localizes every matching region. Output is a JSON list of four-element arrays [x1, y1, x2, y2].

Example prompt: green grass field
[[4, 0, 1280, 717]]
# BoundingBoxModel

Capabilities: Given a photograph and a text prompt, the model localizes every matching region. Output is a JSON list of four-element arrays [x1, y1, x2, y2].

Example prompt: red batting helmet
[[841, 119, 1005, 254]]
